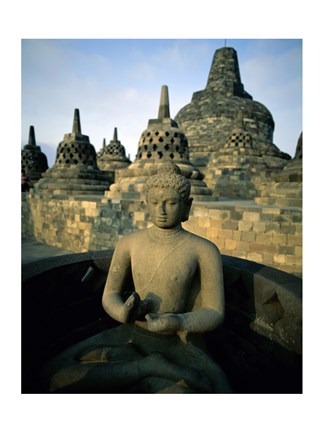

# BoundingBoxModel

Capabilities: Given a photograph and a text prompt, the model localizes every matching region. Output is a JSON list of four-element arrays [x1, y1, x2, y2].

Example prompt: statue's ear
[[182, 197, 193, 222]]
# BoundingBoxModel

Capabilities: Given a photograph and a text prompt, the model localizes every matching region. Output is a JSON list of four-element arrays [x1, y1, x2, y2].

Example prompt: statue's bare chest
[[130, 236, 198, 313]]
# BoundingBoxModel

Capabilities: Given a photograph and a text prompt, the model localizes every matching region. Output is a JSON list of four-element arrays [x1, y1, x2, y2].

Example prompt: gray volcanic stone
[[108, 85, 213, 202], [21, 125, 49, 186], [97, 128, 131, 183], [175, 47, 290, 169], [34, 109, 110, 196]]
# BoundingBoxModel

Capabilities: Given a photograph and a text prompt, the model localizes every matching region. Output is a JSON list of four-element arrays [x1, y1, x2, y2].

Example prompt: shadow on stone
[[22, 250, 302, 394]]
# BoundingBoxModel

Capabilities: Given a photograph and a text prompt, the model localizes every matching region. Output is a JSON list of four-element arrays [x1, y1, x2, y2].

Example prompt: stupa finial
[[72, 108, 82, 134], [158, 85, 170, 120], [103, 138, 106, 148], [113, 127, 118, 141], [28, 125, 36, 146]]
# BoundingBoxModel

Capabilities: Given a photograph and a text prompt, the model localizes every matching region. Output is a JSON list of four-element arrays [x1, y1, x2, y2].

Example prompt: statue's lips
[[157, 217, 167, 222]]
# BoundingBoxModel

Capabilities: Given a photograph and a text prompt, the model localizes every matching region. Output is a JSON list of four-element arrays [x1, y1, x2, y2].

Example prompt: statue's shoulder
[[117, 229, 148, 246]]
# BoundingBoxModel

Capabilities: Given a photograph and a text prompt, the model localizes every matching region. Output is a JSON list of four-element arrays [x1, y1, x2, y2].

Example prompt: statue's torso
[[128, 227, 199, 314]]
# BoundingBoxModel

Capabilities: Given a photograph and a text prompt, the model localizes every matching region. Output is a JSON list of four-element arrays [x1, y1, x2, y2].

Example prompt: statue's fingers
[[125, 292, 140, 309]]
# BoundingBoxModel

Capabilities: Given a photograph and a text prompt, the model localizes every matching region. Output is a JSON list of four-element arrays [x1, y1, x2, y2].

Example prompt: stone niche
[[22, 250, 302, 394]]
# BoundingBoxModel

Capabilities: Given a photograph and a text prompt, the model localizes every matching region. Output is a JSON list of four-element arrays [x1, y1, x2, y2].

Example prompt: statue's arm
[[102, 239, 133, 323], [102, 237, 152, 323], [181, 242, 225, 334]]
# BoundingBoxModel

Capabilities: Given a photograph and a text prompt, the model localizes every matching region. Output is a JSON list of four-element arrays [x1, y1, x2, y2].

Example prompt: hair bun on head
[[157, 161, 181, 176], [146, 161, 191, 200]]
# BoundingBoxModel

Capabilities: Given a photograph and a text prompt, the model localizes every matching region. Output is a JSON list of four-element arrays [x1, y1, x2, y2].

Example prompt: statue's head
[[146, 162, 193, 228]]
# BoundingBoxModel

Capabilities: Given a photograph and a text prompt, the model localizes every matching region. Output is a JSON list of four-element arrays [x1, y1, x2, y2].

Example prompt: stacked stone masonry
[[22, 193, 302, 276]]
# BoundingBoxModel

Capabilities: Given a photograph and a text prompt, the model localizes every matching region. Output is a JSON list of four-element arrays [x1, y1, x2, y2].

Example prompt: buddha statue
[[42, 162, 231, 393]]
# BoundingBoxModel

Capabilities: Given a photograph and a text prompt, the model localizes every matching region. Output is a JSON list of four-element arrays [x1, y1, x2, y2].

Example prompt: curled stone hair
[[146, 161, 191, 200]]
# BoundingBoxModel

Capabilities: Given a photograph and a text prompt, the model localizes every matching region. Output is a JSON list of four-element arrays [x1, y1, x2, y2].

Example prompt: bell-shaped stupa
[[254, 132, 302, 208], [34, 109, 109, 196], [175, 46, 291, 172], [203, 109, 289, 198], [97, 128, 131, 183], [21, 126, 49, 187], [108, 85, 213, 201]]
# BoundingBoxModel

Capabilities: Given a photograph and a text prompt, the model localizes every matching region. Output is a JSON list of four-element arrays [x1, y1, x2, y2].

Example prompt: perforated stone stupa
[[34, 109, 109, 196], [21, 126, 48, 187], [254, 132, 302, 208], [108, 85, 213, 201], [175, 47, 291, 173], [97, 128, 131, 183], [203, 110, 290, 198]]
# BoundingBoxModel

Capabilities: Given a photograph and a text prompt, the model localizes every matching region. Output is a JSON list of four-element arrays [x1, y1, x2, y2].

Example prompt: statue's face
[[147, 187, 189, 229]]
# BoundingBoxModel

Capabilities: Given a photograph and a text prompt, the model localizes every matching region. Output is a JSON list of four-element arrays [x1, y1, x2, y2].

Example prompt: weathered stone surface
[[175, 47, 290, 166], [34, 109, 109, 196], [97, 128, 131, 183], [254, 132, 302, 208], [174, 47, 291, 198], [21, 125, 48, 187], [108, 85, 213, 202], [22, 249, 302, 394], [41, 162, 230, 393]]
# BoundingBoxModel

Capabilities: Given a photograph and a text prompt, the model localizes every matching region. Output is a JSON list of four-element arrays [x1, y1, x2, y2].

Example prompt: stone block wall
[[21, 193, 136, 252], [22, 194, 302, 276], [183, 201, 302, 276]]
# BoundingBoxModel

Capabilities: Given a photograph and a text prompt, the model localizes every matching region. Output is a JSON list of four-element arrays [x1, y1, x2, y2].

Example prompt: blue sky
[[5, 0, 324, 426], [21, 38, 302, 166]]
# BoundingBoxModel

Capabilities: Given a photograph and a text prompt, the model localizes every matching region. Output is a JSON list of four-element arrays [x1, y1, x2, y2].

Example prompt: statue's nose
[[159, 202, 166, 214]]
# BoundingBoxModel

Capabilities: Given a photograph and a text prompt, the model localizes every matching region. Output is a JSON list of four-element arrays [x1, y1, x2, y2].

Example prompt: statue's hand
[[124, 292, 153, 322], [145, 312, 185, 334]]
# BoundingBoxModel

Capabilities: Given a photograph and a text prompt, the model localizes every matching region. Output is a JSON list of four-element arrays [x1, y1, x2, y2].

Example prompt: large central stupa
[[175, 47, 290, 170]]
